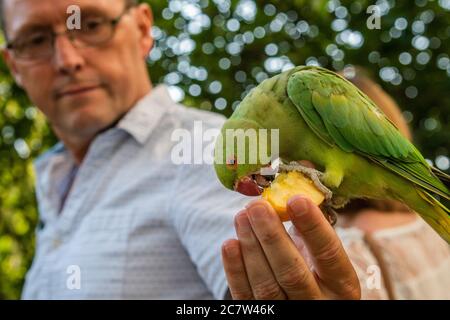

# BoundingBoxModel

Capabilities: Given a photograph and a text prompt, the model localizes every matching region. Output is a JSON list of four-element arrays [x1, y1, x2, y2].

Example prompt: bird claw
[[279, 161, 333, 202], [278, 161, 337, 226], [320, 205, 338, 226]]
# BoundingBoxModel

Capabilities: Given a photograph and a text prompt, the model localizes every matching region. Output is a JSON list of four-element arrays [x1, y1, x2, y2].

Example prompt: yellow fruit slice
[[262, 171, 325, 222]]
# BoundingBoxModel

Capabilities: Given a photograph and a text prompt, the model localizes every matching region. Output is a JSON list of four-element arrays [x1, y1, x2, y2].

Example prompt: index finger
[[287, 195, 360, 299]]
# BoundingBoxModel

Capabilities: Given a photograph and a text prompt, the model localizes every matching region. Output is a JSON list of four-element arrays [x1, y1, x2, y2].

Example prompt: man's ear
[[135, 3, 154, 58], [2, 49, 24, 87]]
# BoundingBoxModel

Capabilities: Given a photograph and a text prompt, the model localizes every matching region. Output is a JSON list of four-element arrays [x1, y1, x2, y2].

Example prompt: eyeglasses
[[6, 5, 135, 62]]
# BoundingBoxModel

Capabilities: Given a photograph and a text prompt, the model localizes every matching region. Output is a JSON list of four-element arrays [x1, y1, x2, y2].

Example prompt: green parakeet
[[214, 65, 450, 243]]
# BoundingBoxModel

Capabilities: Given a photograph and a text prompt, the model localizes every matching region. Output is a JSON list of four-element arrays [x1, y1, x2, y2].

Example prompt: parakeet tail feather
[[431, 166, 450, 189], [398, 187, 450, 244]]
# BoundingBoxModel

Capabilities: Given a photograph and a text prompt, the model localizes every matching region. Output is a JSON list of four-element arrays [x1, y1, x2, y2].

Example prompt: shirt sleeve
[[170, 160, 249, 300]]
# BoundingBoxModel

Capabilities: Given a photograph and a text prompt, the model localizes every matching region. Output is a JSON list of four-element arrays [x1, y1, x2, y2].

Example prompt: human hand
[[221, 195, 360, 300]]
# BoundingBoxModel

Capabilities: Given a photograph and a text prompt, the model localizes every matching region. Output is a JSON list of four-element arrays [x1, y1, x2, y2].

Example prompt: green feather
[[287, 67, 450, 201]]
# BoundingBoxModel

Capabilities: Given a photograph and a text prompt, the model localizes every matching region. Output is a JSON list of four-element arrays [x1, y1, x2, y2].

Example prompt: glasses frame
[[5, 4, 135, 61]]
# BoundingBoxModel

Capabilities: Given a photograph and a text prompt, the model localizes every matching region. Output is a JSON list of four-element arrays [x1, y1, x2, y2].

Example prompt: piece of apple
[[262, 171, 325, 221]]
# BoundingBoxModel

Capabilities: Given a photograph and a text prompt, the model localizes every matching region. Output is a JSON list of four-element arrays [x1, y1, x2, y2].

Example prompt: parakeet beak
[[234, 176, 263, 196], [234, 172, 276, 196]]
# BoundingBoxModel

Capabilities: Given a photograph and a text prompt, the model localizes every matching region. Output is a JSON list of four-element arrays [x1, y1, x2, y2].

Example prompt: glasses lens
[[74, 16, 114, 46], [10, 12, 122, 60], [13, 31, 53, 60]]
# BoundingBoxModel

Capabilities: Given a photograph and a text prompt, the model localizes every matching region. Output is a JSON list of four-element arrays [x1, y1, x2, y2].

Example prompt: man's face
[[3, 0, 153, 139]]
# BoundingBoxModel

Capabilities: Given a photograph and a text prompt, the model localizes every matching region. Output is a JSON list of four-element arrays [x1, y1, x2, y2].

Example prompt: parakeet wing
[[287, 67, 450, 200]]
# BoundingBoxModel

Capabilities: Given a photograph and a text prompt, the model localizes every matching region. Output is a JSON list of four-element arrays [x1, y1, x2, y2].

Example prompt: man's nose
[[53, 36, 85, 75]]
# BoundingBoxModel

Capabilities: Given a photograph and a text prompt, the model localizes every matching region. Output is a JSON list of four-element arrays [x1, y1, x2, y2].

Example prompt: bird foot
[[320, 205, 338, 226], [278, 161, 337, 226]]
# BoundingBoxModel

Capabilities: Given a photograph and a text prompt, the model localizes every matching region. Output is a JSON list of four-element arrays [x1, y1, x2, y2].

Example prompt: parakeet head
[[214, 118, 278, 196]]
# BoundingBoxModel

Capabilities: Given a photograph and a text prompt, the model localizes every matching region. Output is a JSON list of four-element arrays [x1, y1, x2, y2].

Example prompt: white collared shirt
[[22, 85, 249, 299]]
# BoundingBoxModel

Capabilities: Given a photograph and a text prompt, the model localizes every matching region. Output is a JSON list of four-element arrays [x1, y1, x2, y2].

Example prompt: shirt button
[[53, 238, 62, 249]]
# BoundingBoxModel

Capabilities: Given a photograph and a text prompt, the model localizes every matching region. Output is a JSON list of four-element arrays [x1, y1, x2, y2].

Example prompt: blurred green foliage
[[0, 0, 449, 299]]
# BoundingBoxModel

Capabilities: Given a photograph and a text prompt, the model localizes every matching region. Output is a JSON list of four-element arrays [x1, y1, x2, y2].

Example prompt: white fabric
[[336, 217, 450, 300], [22, 85, 249, 299]]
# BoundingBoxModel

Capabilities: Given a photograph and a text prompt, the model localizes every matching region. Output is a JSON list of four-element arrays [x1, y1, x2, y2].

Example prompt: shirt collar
[[35, 84, 174, 169], [117, 84, 175, 145]]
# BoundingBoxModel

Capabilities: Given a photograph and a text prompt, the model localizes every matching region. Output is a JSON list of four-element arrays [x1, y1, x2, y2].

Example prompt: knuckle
[[225, 267, 243, 280], [230, 289, 254, 300], [337, 278, 361, 300], [314, 242, 342, 267], [298, 215, 322, 238], [260, 228, 284, 245], [276, 261, 311, 290], [241, 237, 261, 252], [252, 278, 283, 300]]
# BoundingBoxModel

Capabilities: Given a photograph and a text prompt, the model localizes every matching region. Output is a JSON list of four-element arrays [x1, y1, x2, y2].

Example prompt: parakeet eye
[[226, 155, 238, 170]]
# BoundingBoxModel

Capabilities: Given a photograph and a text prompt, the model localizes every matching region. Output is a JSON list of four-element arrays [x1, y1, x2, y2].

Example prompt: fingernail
[[288, 195, 308, 217], [223, 242, 239, 258], [236, 210, 251, 232], [247, 204, 268, 223]]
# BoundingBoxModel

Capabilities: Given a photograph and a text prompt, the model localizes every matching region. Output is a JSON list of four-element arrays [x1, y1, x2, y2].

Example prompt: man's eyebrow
[[9, 22, 52, 41], [79, 6, 117, 17], [9, 5, 117, 40]]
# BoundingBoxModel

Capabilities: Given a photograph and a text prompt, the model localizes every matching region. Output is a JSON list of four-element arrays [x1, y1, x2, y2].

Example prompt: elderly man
[[1, 0, 360, 299]]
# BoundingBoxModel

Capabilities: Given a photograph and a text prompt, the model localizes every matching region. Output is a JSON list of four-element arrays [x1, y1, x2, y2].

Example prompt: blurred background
[[0, 0, 449, 299]]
